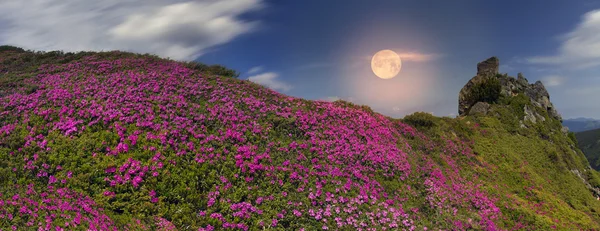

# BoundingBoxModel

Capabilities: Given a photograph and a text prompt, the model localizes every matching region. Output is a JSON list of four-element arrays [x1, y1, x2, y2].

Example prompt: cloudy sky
[[1, 0, 600, 119]]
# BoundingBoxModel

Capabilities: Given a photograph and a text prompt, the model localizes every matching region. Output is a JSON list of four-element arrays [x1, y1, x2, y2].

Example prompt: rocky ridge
[[459, 57, 600, 199], [459, 57, 562, 123]]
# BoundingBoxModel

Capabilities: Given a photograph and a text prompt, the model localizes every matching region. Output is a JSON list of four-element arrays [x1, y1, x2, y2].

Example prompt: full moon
[[371, 50, 402, 79]]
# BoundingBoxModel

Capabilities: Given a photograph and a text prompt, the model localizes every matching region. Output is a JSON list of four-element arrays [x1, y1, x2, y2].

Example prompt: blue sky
[[1, 0, 600, 119]]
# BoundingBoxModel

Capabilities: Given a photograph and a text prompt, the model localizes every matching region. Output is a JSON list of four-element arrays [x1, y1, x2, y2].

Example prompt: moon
[[371, 50, 402, 79]]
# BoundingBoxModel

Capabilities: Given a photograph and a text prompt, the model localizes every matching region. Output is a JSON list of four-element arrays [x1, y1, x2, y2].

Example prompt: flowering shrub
[[0, 48, 599, 230]]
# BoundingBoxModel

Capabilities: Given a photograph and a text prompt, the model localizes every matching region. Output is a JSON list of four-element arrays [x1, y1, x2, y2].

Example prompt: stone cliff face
[[458, 57, 562, 122]]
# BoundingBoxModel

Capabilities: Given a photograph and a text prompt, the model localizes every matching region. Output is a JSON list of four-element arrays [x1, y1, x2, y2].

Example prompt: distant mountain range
[[563, 118, 600, 132], [576, 128, 600, 171]]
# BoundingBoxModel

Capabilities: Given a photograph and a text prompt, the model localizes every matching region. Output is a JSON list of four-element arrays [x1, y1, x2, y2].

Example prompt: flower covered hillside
[[1, 47, 600, 230]]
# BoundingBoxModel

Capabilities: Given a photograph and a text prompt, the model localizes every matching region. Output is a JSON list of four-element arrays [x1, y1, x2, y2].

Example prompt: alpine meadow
[[2, 46, 600, 230]]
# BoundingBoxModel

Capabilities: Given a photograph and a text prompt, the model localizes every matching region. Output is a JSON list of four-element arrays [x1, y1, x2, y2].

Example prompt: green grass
[[404, 95, 600, 229]]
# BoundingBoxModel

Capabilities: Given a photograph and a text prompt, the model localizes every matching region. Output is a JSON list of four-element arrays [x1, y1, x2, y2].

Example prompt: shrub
[[0, 45, 25, 52], [402, 112, 437, 128], [183, 61, 239, 78], [468, 76, 502, 105], [568, 132, 579, 146]]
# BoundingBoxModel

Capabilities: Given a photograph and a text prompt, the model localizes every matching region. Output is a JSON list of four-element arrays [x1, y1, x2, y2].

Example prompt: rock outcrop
[[458, 57, 562, 122], [469, 102, 491, 115], [458, 57, 500, 115], [476, 56, 499, 77]]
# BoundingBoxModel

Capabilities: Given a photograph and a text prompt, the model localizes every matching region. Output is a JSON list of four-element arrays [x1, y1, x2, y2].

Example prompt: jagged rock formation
[[458, 57, 562, 122], [458, 57, 499, 116]]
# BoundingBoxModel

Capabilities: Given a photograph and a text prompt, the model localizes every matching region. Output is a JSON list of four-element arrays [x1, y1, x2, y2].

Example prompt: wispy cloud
[[247, 72, 292, 92], [396, 52, 443, 62], [247, 66, 264, 74], [363, 51, 442, 63], [526, 9, 600, 68], [295, 62, 333, 71], [541, 75, 566, 87], [0, 0, 263, 61], [564, 85, 600, 96], [499, 64, 514, 72]]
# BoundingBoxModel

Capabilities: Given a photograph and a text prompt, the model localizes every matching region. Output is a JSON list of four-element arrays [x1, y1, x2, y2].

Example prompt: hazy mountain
[[563, 118, 600, 132], [2, 46, 600, 230]]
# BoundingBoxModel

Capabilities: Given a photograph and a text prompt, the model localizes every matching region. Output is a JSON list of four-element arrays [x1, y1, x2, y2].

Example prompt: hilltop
[[1, 46, 600, 230]]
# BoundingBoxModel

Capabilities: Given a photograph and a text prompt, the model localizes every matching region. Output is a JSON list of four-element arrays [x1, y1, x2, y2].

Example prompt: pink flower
[[48, 176, 57, 184], [103, 191, 116, 197], [105, 166, 116, 173], [293, 210, 302, 217], [132, 176, 143, 187]]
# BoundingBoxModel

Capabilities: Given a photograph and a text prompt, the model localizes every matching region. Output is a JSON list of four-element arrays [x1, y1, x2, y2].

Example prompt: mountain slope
[[1, 47, 600, 230], [563, 119, 600, 133], [576, 128, 600, 171]]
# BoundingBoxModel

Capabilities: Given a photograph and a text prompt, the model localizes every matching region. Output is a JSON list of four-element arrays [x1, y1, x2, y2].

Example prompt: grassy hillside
[[576, 128, 600, 171], [1, 46, 600, 230]]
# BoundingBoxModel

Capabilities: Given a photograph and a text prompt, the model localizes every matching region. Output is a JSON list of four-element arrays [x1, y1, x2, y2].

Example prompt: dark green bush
[[402, 112, 437, 128], [568, 132, 579, 146], [468, 76, 502, 105], [0, 45, 25, 52], [183, 61, 239, 78]]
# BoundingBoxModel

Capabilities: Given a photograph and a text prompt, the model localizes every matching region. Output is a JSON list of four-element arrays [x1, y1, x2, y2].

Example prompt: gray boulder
[[468, 102, 491, 115]]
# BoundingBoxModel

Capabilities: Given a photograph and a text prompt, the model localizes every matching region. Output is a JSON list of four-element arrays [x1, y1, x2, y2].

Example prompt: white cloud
[[363, 51, 442, 63], [0, 0, 263, 61], [541, 75, 565, 87], [247, 66, 264, 74], [499, 64, 514, 72], [526, 9, 600, 68], [247, 72, 292, 92], [396, 52, 443, 62], [564, 85, 600, 96]]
